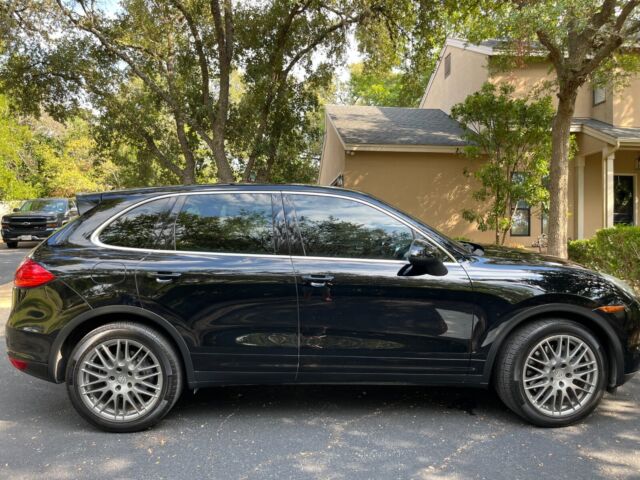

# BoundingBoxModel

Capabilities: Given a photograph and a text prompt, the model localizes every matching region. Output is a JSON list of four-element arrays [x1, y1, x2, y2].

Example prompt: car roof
[[76, 184, 371, 215], [24, 197, 68, 201], [80, 183, 349, 196]]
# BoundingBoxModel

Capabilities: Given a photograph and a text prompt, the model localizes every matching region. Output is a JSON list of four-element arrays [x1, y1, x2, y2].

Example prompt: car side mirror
[[13, 208, 20, 212], [401, 239, 448, 277]]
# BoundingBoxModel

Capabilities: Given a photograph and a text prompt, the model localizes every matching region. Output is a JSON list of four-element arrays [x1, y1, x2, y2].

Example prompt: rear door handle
[[148, 271, 182, 283], [302, 275, 334, 287]]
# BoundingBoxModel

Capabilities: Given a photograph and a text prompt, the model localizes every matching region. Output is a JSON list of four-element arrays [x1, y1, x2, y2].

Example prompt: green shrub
[[568, 226, 640, 292]]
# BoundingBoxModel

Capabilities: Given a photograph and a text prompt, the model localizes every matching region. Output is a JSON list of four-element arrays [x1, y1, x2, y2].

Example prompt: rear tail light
[[8, 357, 28, 371], [14, 258, 56, 288]]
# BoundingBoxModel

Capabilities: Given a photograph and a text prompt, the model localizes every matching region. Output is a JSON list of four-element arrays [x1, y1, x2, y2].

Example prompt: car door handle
[[302, 275, 334, 287], [148, 271, 182, 283]]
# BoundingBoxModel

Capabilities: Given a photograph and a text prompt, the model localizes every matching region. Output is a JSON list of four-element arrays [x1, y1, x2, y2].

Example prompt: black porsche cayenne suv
[[5, 184, 640, 432]]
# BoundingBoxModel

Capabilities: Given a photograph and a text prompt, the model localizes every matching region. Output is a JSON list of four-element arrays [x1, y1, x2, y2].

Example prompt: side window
[[99, 198, 175, 249], [593, 86, 606, 105], [444, 52, 451, 78], [288, 195, 414, 260], [174, 193, 275, 254]]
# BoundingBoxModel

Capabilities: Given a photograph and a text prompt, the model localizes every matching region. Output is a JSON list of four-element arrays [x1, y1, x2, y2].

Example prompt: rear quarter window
[[98, 197, 175, 249]]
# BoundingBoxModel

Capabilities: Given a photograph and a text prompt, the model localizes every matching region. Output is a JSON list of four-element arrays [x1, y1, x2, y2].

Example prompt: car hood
[[3, 211, 60, 218]]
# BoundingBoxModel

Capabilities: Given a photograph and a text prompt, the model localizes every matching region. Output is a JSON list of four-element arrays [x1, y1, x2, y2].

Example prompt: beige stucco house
[[318, 38, 640, 245]]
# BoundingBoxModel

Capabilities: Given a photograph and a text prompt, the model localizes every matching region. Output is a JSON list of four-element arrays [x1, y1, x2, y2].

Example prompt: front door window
[[614, 175, 635, 225]]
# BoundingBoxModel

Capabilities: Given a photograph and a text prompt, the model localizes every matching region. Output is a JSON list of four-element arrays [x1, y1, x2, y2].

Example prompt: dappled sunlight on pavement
[[1, 341, 639, 479]]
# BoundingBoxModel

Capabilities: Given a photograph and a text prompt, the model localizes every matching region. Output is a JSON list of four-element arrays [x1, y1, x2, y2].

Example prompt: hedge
[[568, 226, 640, 292]]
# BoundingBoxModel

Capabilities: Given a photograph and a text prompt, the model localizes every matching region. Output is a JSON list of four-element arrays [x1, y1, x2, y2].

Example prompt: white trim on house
[[344, 144, 461, 154], [604, 150, 616, 228], [575, 156, 585, 239], [325, 113, 347, 150], [570, 123, 618, 146], [445, 38, 497, 56], [419, 45, 446, 108], [571, 122, 640, 148], [317, 113, 348, 184]]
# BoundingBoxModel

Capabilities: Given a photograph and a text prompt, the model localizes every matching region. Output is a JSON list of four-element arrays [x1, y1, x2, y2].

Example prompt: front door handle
[[301, 274, 334, 287], [148, 271, 182, 283]]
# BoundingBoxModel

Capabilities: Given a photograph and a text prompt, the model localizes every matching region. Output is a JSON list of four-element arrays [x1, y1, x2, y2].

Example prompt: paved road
[[0, 241, 36, 283], [0, 243, 639, 479]]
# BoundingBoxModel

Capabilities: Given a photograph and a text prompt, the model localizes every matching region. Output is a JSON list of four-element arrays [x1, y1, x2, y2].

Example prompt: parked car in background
[[1, 198, 78, 248], [5, 184, 640, 432]]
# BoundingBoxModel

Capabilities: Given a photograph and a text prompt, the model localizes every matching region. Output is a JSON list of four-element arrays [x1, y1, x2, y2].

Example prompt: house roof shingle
[[326, 105, 467, 147], [572, 118, 640, 141]]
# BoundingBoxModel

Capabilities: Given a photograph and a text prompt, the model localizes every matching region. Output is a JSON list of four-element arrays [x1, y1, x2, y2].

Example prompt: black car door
[[283, 192, 476, 381], [135, 191, 299, 383]]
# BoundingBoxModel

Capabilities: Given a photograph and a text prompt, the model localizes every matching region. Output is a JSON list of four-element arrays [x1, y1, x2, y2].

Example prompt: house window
[[511, 200, 531, 236], [444, 53, 451, 78], [593, 86, 606, 105]]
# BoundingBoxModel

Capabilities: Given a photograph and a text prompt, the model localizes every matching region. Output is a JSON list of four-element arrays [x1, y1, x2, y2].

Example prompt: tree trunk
[[175, 117, 197, 185], [547, 89, 577, 258], [209, 0, 235, 184]]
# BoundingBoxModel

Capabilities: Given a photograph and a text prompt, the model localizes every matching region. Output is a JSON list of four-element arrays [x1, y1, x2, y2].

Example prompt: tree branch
[[142, 133, 183, 179]]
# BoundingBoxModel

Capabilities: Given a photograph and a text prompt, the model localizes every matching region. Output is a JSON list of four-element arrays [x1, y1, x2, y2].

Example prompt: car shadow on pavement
[[1, 369, 639, 479], [173, 384, 509, 422]]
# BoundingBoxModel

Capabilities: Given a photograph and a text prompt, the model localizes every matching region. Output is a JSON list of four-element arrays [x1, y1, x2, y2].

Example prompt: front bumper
[[2, 227, 57, 242]]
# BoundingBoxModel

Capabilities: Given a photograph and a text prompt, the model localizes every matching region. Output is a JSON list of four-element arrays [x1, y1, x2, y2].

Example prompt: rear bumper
[[5, 325, 56, 382], [5, 280, 92, 383]]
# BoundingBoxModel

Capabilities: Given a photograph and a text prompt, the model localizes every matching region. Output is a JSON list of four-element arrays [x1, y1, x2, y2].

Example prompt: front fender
[[479, 303, 625, 388]]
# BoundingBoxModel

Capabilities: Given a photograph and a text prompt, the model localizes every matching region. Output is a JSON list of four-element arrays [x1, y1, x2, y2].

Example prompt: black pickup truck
[[1, 198, 78, 248]]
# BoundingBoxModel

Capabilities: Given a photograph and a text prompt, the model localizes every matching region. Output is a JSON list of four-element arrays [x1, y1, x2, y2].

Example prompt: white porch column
[[602, 150, 615, 228], [575, 156, 585, 239]]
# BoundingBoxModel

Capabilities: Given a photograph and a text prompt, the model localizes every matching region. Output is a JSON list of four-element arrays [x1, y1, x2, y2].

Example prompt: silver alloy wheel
[[76, 339, 164, 422], [522, 334, 599, 417]]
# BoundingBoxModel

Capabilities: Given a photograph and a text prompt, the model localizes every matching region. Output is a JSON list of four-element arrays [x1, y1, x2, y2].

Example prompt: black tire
[[495, 319, 607, 427], [5, 241, 18, 249], [66, 322, 183, 432]]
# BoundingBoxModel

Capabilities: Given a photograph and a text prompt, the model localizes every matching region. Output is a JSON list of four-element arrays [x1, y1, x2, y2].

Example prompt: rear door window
[[173, 193, 276, 255], [99, 197, 175, 249]]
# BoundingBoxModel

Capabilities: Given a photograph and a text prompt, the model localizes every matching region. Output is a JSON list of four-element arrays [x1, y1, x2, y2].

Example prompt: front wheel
[[5, 241, 18, 249], [66, 322, 183, 432], [495, 319, 607, 427]]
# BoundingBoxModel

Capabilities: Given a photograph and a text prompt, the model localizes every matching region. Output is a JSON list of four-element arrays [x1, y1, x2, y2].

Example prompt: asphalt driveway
[[0, 243, 639, 480]]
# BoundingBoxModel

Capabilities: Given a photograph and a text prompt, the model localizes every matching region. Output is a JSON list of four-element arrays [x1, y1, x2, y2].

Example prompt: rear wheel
[[5, 241, 18, 249], [495, 319, 607, 427], [66, 322, 183, 432]]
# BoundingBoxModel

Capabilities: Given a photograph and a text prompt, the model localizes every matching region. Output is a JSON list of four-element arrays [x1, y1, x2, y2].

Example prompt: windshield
[[19, 199, 66, 213]]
